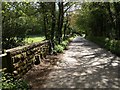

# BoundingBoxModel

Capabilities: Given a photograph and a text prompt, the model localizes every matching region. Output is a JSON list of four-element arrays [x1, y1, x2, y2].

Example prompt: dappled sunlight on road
[[24, 36, 120, 89], [42, 36, 120, 88]]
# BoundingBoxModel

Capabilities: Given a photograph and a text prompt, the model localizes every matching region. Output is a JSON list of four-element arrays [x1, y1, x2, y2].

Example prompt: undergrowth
[[87, 36, 120, 56], [1, 72, 29, 90], [53, 36, 75, 53]]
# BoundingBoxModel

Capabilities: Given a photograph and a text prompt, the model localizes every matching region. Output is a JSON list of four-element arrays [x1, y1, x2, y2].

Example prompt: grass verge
[[25, 35, 45, 44]]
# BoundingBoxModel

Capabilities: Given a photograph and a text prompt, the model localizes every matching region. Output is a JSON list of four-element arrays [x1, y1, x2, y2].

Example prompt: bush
[[60, 40, 69, 49], [68, 37, 74, 42], [105, 39, 120, 56], [54, 45, 64, 53], [1, 72, 29, 90], [53, 36, 75, 54], [87, 36, 120, 56]]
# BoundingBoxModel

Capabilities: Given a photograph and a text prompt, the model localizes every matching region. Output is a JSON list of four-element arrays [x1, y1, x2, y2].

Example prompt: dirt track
[[24, 36, 120, 89]]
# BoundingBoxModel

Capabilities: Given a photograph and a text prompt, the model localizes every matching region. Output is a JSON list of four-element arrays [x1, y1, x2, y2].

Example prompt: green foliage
[[1, 72, 29, 89], [60, 40, 69, 49], [68, 37, 75, 42], [2, 2, 74, 50], [2, 2, 28, 49], [87, 36, 120, 56], [76, 2, 120, 56], [54, 45, 64, 53], [76, 2, 120, 39], [2, 2, 44, 49], [75, 3, 90, 34], [105, 39, 120, 55], [53, 36, 75, 53]]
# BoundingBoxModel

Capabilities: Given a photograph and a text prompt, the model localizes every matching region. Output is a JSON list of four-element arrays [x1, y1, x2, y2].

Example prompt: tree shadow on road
[[47, 53, 120, 88], [50, 38, 120, 88], [23, 37, 120, 88]]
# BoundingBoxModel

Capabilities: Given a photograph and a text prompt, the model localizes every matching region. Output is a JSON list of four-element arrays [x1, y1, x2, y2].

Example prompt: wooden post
[[1, 53, 7, 72], [6, 52, 14, 73]]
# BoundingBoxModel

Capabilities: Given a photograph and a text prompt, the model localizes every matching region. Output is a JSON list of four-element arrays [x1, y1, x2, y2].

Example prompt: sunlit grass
[[25, 35, 45, 44]]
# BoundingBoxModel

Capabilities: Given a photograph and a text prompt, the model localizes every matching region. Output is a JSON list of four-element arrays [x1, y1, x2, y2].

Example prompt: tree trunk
[[43, 15, 47, 39], [105, 2, 115, 38], [50, 2, 56, 50], [63, 14, 68, 40], [57, 2, 64, 44], [113, 2, 120, 40], [42, 3, 48, 39]]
